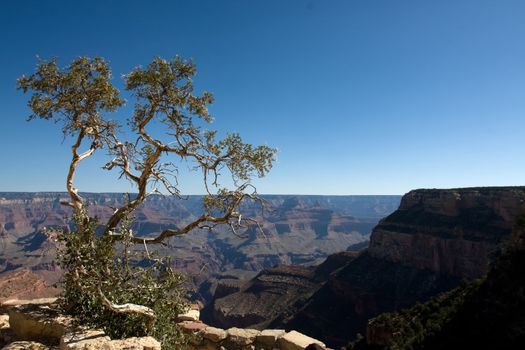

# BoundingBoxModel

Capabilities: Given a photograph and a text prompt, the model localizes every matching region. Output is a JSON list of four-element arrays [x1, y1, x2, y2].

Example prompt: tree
[[18, 56, 276, 343]]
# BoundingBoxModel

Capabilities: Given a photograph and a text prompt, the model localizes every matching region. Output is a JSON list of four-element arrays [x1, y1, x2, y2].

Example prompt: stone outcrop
[[277, 331, 325, 350], [364, 218, 525, 349], [273, 252, 460, 347], [177, 308, 200, 322], [177, 321, 326, 350], [60, 330, 160, 350], [209, 265, 317, 328], [0, 299, 160, 350], [8, 303, 73, 343]]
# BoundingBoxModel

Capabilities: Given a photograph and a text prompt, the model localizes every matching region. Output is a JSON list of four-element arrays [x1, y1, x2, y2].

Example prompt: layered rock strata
[[368, 187, 525, 278], [204, 252, 357, 329], [0, 193, 399, 302], [208, 187, 525, 348], [280, 187, 525, 347]]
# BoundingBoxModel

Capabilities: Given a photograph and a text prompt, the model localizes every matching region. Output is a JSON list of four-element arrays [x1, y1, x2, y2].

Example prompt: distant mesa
[[0, 192, 400, 302]]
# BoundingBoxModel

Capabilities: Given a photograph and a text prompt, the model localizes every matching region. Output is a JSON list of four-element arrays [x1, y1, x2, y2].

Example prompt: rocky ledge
[[177, 321, 327, 350], [0, 298, 160, 350], [0, 298, 328, 350]]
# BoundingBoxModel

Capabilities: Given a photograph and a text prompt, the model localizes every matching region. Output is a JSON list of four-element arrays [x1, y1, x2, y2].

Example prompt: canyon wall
[[208, 187, 525, 348], [368, 187, 525, 278]]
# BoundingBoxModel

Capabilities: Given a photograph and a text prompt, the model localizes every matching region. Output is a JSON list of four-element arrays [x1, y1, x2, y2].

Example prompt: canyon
[[2, 187, 523, 348], [207, 187, 525, 347], [0, 192, 399, 303]]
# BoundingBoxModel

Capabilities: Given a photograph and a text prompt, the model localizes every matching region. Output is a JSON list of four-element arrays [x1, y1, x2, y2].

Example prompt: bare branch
[[98, 287, 156, 332]]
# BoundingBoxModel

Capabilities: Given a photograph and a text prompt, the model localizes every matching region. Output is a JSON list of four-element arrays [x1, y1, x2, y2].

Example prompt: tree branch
[[98, 287, 156, 333]]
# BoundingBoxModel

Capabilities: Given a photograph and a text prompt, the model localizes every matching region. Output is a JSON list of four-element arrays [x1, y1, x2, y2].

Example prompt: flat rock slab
[[256, 329, 286, 347], [8, 304, 73, 344], [226, 328, 260, 345], [177, 321, 208, 333], [177, 309, 200, 322], [0, 299, 59, 315], [1, 341, 53, 349], [0, 299, 58, 308], [60, 330, 110, 350], [60, 330, 160, 350], [110, 336, 161, 350], [277, 331, 325, 350], [201, 327, 227, 342]]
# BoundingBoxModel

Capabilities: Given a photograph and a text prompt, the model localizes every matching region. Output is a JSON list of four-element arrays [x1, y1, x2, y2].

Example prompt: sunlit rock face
[[368, 187, 525, 278]]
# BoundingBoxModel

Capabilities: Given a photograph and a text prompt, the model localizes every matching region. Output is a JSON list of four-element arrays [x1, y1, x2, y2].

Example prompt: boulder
[[177, 309, 200, 322], [226, 327, 259, 346], [255, 329, 285, 347], [201, 327, 227, 342], [277, 331, 325, 350], [177, 321, 208, 333], [0, 315, 8, 329], [8, 303, 73, 343]]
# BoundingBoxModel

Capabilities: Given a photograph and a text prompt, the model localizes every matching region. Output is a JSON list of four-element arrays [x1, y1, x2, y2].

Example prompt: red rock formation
[[0, 192, 398, 302], [0, 269, 59, 302]]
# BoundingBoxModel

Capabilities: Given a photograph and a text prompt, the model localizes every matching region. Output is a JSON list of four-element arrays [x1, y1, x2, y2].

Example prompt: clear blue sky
[[1, 0, 524, 195]]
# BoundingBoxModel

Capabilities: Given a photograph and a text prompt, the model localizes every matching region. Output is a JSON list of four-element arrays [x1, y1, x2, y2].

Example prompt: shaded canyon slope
[[363, 215, 525, 349], [0, 192, 400, 301], [201, 251, 359, 329], [206, 187, 525, 348]]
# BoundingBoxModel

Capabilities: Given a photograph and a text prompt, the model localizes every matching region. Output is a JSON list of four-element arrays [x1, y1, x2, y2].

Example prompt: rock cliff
[[282, 187, 525, 347], [368, 187, 525, 278], [207, 187, 525, 348], [363, 218, 525, 349]]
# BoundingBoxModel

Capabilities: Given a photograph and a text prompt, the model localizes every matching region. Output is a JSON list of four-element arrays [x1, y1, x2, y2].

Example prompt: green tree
[[18, 56, 276, 344]]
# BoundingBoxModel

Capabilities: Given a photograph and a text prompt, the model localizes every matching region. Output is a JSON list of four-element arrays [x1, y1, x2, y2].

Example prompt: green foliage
[[125, 56, 214, 123], [17, 57, 123, 136], [19, 54, 277, 349], [57, 215, 189, 348], [364, 280, 482, 350], [122, 56, 276, 187]]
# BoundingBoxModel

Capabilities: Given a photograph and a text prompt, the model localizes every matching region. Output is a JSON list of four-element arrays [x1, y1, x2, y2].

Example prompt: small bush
[[57, 215, 189, 348]]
